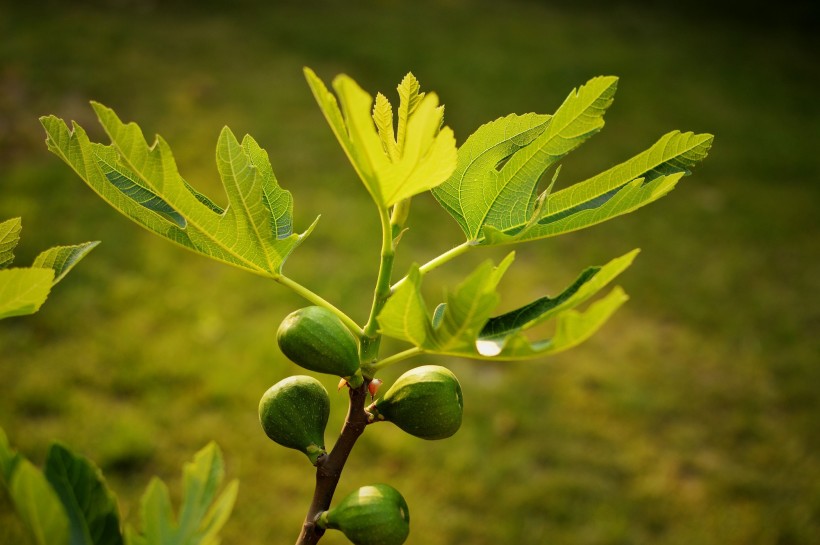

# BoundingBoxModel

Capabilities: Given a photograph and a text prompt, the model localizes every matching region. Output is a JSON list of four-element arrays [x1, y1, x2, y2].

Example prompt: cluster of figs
[[259, 306, 464, 545]]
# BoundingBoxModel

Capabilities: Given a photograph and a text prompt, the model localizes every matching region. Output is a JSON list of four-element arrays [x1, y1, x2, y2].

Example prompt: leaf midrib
[[456, 120, 550, 238], [220, 135, 278, 274], [104, 137, 268, 275], [546, 132, 709, 217], [472, 107, 591, 239]]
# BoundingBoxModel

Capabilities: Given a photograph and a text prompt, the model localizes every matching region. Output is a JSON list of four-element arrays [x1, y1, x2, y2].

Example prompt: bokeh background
[[1, 1, 818, 543]]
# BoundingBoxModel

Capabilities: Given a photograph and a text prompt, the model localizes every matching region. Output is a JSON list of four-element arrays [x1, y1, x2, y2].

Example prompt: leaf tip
[[89, 100, 113, 119]]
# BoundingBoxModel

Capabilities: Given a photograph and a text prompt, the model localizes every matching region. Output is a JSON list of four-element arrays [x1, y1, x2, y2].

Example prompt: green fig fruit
[[318, 484, 410, 545], [369, 365, 463, 440], [258, 375, 329, 464], [277, 306, 363, 386]]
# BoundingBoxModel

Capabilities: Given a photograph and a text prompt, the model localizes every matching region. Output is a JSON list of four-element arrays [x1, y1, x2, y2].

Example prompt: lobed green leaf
[[478, 287, 630, 358], [433, 75, 713, 246], [379, 250, 635, 361], [432, 76, 618, 241], [484, 131, 714, 244], [304, 67, 457, 209], [40, 104, 315, 278], [480, 249, 639, 339]]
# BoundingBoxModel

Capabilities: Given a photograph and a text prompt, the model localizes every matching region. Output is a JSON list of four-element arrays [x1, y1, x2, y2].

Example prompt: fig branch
[[295, 381, 371, 545], [363, 205, 398, 341], [296, 198, 413, 544]]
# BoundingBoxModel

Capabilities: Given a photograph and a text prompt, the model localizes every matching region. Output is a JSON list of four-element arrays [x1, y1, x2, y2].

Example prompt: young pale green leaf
[[0, 267, 55, 319], [396, 72, 424, 151], [40, 105, 315, 278], [0, 218, 97, 319], [44, 444, 124, 545], [127, 442, 238, 545], [432, 253, 515, 353], [432, 76, 617, 241], [477, 287, 629, 358], [304, 67, 457, 208], [0, 217, 22, 268], [483, 131, 714, 244], [379, 252, 632, 361], [0, 433, 70, 545], [373, 92, 398, 161], [33, 242, 100, 285], [378, 255, 513, 353], [480, 249, 638, 339], [377, 265, 434, 347]]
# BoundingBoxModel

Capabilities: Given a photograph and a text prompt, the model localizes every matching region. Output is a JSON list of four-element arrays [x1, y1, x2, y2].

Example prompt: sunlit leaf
[[40, 104, 316, 278], [484, 131, 714, 244], [380, 251, 634, 361], [477, 287, 630, 358], [377, 265, 433, 347], [480, 249, 638, 338], [0, 267, 54, 319], [0, 217, 22, 269], [434, 75, 712, 246], [305, 67, 457, 208], [433, 76, 617, 241], [0, 427, 20, 486], [33, 242, 100, 285]]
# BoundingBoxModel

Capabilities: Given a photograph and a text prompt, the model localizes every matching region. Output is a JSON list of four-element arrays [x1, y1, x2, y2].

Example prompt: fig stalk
[[295, 380, 370, 545]]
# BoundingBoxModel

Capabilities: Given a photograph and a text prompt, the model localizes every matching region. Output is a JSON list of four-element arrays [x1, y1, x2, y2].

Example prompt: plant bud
[[368, 378, 383, 397], [258, 375, 329, 464], [318, 484, 410, 545], [277, 306, 363, 387], [368, 365, 463, 440]]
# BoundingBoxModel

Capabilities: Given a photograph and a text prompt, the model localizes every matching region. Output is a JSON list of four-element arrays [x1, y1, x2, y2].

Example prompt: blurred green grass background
[[1, 1, 818, 543]]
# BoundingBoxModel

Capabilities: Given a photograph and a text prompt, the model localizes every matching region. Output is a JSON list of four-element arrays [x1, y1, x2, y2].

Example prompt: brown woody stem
[[294, 381, 370, 545]]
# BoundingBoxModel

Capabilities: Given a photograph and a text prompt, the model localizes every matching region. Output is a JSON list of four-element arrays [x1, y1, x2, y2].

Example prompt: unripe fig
[[258, 375, 329, 464], [277, 306, 363, 386], [368, 365, 463, 440], [318, 484, 410, 545]]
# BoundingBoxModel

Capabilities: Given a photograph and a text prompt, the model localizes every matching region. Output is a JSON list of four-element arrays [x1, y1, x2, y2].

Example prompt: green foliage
[[40, 105, 317, 278], [378, 250, 636, 359], [0, 428, 70, 545], [44, 444, 123, 545], [1, 428, 235, 545], [431, 78, 713, 246], [31, 64, 712, 545], [304, 68, 457, 210], [3, 4, 816, 544], [125, 443, 237, 545], [0, 217, 97, 319]]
